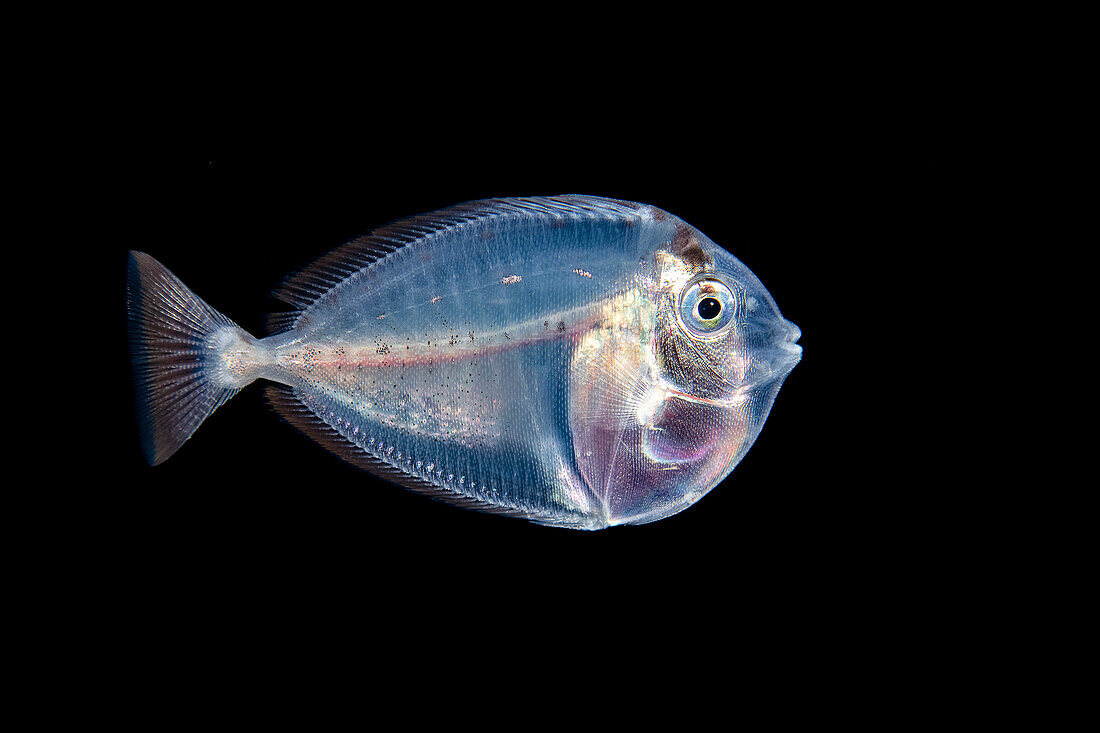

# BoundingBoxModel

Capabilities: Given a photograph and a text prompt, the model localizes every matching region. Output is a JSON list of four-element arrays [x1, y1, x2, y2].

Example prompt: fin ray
[[264, 384, 558, 522], [127, 251, 255, 464], [270, 195, 643, 317]]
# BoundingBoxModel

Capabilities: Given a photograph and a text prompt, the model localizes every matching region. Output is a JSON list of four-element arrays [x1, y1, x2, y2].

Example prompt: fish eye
[[697, 297, 721, 320], [678, 278, 737, 337]]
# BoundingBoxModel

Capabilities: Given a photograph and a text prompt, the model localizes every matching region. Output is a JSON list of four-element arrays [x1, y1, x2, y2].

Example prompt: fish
[[127, 195, 801, 529]]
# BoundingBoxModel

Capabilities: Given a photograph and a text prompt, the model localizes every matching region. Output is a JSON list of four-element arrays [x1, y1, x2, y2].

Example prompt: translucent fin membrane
[[264, 384, 555, 524], [271, 195, 643, 316], [126, 251, 251, 465]]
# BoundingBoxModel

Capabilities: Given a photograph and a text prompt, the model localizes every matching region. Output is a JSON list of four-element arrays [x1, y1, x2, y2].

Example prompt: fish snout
[[772, 321, 803, 379], [777, 322, 802, 359], [745, 319, 801, 385]]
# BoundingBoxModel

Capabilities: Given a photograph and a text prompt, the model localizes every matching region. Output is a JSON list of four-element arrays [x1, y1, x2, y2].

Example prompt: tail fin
[[126, 251, 265, 465]]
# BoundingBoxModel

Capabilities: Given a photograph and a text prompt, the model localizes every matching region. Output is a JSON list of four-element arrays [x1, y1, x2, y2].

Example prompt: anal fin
[[263, 384, 564, 523]]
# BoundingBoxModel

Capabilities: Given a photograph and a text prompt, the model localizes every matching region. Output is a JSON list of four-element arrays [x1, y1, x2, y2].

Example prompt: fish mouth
[[763, 322, 802, 382], [776, 323, 802, 360]]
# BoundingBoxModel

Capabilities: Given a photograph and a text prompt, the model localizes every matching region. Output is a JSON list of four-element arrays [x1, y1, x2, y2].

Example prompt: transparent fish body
[[128, 196, 801, 529]]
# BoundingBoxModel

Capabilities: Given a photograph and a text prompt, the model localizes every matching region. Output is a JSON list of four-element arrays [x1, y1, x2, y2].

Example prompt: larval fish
[[128, 195, 801, 529]]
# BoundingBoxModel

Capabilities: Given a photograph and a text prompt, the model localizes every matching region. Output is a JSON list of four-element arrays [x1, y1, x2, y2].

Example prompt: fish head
[[640, 221, 802, 522], [569, 216, 801, 526], [653, 222, 802, 409]]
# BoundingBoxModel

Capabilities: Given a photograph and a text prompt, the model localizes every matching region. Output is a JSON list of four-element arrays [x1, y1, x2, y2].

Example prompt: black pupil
[[698, 297, 722, 320]]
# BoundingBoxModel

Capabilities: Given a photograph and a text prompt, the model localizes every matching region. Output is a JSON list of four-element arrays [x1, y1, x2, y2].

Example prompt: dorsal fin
[[271, 195, 645, 313], [264, 384, 583, 524]]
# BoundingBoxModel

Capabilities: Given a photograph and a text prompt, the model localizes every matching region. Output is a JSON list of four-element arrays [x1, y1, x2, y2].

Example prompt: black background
[[92, 100, 876, 644]]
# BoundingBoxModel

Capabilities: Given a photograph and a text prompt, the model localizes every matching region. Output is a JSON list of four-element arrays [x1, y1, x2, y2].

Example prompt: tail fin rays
[[126, 251, 258, 465]]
